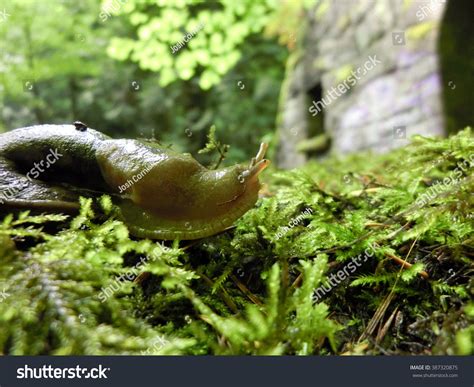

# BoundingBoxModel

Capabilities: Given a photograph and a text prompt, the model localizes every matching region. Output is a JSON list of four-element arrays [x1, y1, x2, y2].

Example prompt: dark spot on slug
[[73, 121, 88, 131]]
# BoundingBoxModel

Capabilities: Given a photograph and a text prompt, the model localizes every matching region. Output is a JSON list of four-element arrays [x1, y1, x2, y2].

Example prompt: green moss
[[1, 129, 472, 355]]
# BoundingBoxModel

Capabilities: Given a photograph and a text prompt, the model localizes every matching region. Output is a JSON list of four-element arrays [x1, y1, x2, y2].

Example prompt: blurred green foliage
[[108, 0, 280, 89], [0, 0, 303, 163]]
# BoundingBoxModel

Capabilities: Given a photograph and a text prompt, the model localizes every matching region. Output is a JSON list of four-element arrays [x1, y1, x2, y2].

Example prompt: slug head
[[214, 143, 270, 209]]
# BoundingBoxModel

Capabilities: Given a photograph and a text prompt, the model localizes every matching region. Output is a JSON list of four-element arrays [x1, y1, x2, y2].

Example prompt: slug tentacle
[[249, 159, 270, 178], [0, 125, 269, 240], [254, 143, 268, 164]]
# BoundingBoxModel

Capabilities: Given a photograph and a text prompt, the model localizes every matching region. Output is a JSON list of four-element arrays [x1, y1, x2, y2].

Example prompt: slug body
[[0, 125, 269, 240]]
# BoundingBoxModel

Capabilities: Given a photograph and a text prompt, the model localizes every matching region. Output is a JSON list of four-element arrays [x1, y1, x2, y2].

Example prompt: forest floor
[[0, 128, 472, 355]]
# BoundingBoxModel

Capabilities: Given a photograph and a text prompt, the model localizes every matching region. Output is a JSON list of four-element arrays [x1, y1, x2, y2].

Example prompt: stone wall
[[277, 0, 448, 168]]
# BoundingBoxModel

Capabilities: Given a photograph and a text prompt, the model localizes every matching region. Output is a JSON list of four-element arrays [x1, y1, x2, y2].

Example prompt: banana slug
[[0, 124, 269, 240]]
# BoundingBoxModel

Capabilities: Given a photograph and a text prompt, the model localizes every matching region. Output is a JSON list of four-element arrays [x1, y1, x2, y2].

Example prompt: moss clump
[[0, 128, 472, 355]]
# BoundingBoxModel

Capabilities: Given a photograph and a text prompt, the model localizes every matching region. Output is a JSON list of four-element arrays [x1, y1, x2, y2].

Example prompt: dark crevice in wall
[[438, 0, 474, 134]]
